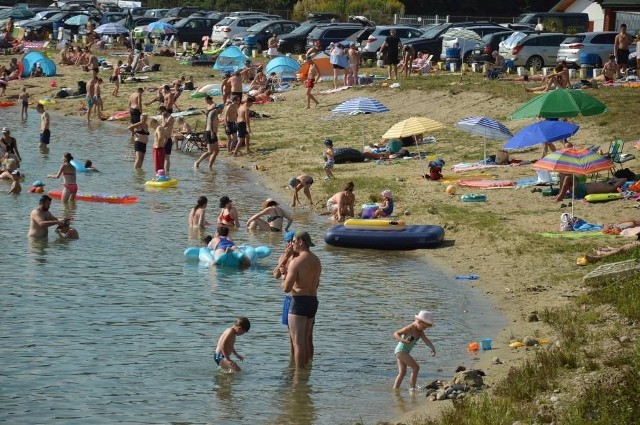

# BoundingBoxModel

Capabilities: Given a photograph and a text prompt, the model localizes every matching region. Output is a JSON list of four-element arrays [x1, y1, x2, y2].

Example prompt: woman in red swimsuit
[[48, 152, 77, 203], [217, 196, 240, 228]]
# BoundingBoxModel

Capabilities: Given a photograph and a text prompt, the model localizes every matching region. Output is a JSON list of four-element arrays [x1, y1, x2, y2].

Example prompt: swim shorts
[[616, 49, 630, 66], [289, 295, 319, 318], [332, 64, 344, 70], [281, 294, 293, 325], [129, 107, 141, 124], [214, 352, 224, 365], [134, 141, 147, 153], [85, 95, 94, 108], [324, 159, 334, 169], [305, 79, 315, 89], [573, 182, 587, 199], [231, 91, 243, 98], [237, 122, 248, 138], [205, 131, 218, 145], [40, 128, 51, 145], [225, 122, 237, 135], [326, 200, 336, 213], [164, 138, 173, 155]]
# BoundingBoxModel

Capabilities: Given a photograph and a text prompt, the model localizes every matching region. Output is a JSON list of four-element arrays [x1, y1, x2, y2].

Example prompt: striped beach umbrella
[[382, 117, 444, 139], [95, 23, 130, 36], [456, 116, 512, 161], [503, 120, 579, 150], [532, 147, 612, 216], [332, 97, 389, 115]]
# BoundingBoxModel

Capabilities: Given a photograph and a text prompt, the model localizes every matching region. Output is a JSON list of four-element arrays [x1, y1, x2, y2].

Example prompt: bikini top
[[266, 207, 283, 223], [219, 210, 234, 224], [134, 126, 150, 135]]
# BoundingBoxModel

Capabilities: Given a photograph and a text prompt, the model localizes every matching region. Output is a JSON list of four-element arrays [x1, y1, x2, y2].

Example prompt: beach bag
[[560, 213, 575, 232]]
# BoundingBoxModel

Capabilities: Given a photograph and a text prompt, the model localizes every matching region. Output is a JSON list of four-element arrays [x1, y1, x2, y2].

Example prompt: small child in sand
[[374, 189, 394, 218], [323, 139, 335, 180], [214, 316, 250, 372], [393, 310, 436, 389]]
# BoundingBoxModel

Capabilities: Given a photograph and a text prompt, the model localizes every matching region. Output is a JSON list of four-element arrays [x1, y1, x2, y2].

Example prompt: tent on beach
[[297, 52, 332, 80], [265, 56, 300, 79], [21, 51, 56, 78], [212, 46, 248, 73]]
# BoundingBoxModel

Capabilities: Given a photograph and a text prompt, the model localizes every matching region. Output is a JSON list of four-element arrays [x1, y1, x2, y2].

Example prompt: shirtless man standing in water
[[128, 87, 143, 125], [224, 96, 240, 153], [281, 230, 321, 368], [234, 95, 254, 156], [28, 195, 64, 238]]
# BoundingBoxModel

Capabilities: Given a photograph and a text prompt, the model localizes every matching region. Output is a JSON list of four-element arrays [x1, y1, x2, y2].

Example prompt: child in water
[[322, 138, 335, 180], [393, 310, 436, 389], [214, 317, 250, 372]]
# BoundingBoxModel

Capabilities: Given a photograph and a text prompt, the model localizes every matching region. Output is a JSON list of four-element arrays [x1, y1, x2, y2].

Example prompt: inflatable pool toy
[[344, 218, 406, 230], [70, 159, 90, 173], [184, 245, 272, 267], [107, 111, 130, 121], [38, 98, 56, 106], [0, 101, 16, 107], [324, 224, 445, 250], [509, 341, 524, 348], [458, 179, 516, 188], [189, 91, 208, 99], [541, 232, 612, 239], [333, 147, 365, 164], [145, 178, 178, 188], [171, 108, 202, 118], [49, 190, 138, 203], [584, 193, 623, 203], [446, 185, 456, 195], [461, 194, 487, 202]]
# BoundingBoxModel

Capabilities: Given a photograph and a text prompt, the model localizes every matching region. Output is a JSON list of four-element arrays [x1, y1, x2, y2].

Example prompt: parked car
[[402, 22, 502, 62], [22, 11, 85, 38], [306, 12, 340, 23], [306, 23, 365, 50], [557, 32, 635, 68], [498, 32, 567, 70], [211, 15, 271, 44], [278, 22, 318, 53], [128, 7, 150, 19], [469, 30, 517, 64], [360, 25, 424, 60], [227, 11, 281, 19], [173, 16, 217, 43], [100, 12, 127, 25], [440, 25, 511, 63], [143, 9, 168, 19], [14, 9, 59, 27], [233, 19, 299, 51], [133, 17, 180, 39], [165, 6, 205, 19], [507, 12, 589, 33]]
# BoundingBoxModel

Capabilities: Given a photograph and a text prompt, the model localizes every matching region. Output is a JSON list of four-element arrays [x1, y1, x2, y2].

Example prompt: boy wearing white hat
[[392, 310, 436, 389]]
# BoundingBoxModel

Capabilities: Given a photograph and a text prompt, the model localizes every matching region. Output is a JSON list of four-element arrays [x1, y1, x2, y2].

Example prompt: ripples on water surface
[[0, 109, 505, 424]]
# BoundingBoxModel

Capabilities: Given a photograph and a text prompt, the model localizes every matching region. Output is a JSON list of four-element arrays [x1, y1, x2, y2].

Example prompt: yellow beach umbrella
[[382, 116, 445, 139]]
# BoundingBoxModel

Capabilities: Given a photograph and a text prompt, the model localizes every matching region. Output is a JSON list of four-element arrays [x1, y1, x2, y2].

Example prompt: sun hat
[[2, 127, 9, 133], [265, 198, 275, 204], [415, 310, 433, 325], [294, 230, 315, 247], [33, 180, 45, 187], [381, 189, 392, 198]]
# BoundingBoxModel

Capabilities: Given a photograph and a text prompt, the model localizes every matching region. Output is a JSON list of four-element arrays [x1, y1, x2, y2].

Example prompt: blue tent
[[213, 46, 248, 73], [265, 56, 300, 78], [21, 51, 57, 78]]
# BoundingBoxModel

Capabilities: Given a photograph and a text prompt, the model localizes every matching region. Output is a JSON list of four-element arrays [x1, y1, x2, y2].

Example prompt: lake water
[[0, 108, 505, 424]]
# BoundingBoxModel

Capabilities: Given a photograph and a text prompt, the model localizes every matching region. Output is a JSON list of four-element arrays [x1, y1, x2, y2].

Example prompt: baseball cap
[[294, 230, 315, 247]]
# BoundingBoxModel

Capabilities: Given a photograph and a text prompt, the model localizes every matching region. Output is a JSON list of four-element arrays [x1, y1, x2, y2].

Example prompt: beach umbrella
[[503, 120, 579, 150], [94, 23, 130, 36], [532, 147, 612, 216], [332, 97, 389, 148], [145, 21, 177, 35], [508, 89, 608, 120], [0, 8, 35, 19], [455, 116, 512, 161], [382, 117, 444, 139], [65, 14, 90, 26]]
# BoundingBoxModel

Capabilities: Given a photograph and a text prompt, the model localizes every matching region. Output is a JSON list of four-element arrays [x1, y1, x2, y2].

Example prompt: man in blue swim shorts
[[281, 230, 321, 368]]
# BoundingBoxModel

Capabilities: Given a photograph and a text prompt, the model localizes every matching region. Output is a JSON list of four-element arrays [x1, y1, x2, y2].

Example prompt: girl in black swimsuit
[[246, 198, 293, 232]]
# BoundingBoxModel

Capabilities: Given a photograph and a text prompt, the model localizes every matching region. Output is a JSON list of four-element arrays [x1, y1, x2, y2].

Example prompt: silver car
[[557, 32, 636, 67], [498, 32, 566, 70], [360, 25, 424, 60], [211, 15, 271, 43]]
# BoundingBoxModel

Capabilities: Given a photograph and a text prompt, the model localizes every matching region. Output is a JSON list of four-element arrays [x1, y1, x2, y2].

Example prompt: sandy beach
[[4, 51, 640, 422]]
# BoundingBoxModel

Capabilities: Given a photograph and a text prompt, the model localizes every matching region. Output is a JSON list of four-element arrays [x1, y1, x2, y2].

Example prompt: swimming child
[[154, 169, 169, 181], [214, 316, 251, 372], [8, 170, 21, 194], [323, 139, 335, 180], [393, 310, 436, 389], [56, 218, 79, 239], [374, 189, 394, 218], [84, 160, 99, 172]]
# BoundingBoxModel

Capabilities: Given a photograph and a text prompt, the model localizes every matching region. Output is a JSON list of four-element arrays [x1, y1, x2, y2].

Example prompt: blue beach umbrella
[[145, 21, 177, 35], [94, 23, 130, 36], [503, 120, 579, 150], [455, 116, 512, 161], [65, 14, 90, 26], [332, 97, 390, 115]]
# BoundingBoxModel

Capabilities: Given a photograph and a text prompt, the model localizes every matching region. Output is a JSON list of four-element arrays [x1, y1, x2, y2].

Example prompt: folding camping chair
[[179, 132, 207, 153]]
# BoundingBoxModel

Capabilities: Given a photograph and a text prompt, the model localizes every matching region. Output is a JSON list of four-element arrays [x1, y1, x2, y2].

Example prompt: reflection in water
[[267, 366, 316, 425]]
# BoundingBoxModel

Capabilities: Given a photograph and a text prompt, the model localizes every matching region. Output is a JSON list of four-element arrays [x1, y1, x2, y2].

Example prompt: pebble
[[492, 356, 502, 364], [619, 336, 631, 344], [436, 389, 447, 400], [456, 392, 466, 399], [550, 395, 559, 402]]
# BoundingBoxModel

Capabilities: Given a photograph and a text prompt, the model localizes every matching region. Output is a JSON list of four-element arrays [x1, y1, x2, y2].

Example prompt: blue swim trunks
[[214, 352, 224, 365]]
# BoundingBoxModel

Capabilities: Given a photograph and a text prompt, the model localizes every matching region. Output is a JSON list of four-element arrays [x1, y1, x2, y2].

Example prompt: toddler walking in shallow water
[[214, 317, 250, 372], [393, 310, 436, 389]]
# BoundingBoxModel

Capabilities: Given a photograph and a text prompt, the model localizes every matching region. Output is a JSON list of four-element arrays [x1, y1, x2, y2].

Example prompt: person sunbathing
[[555, 176, 626, 202], [525, 63, 570, 93], [591, 55, 619, 83], [412, 52, 432, 74]]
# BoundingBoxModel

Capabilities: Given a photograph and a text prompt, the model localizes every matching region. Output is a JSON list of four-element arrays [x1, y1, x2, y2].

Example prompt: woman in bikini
[[48, 152, 77, 203], [217, 196, 240, 228], [127, 113, 150, 170], [188, 196, 210, 228], [246, 198, 293, 232]]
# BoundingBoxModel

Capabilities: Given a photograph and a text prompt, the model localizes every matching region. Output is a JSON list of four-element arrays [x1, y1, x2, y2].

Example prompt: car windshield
[[245, 21, 271, 32], [502, 31, 527, 47], [174, 18, 190, 27], [516, 13, 535, 23], [420, 23, 450, 38], [289, 23, 314, 35], [562, 36, 584, 44], [216, 17, 236, 26], [49, 12, 68, 21]]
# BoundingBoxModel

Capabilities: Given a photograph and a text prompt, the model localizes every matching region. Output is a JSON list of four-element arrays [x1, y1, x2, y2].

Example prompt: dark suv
[[306, 23, 364, 50], [233, 19, 299, 51], [278, 22, 318, 53], [174, 16, 218, 43], [165, 7, 204, 18]]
